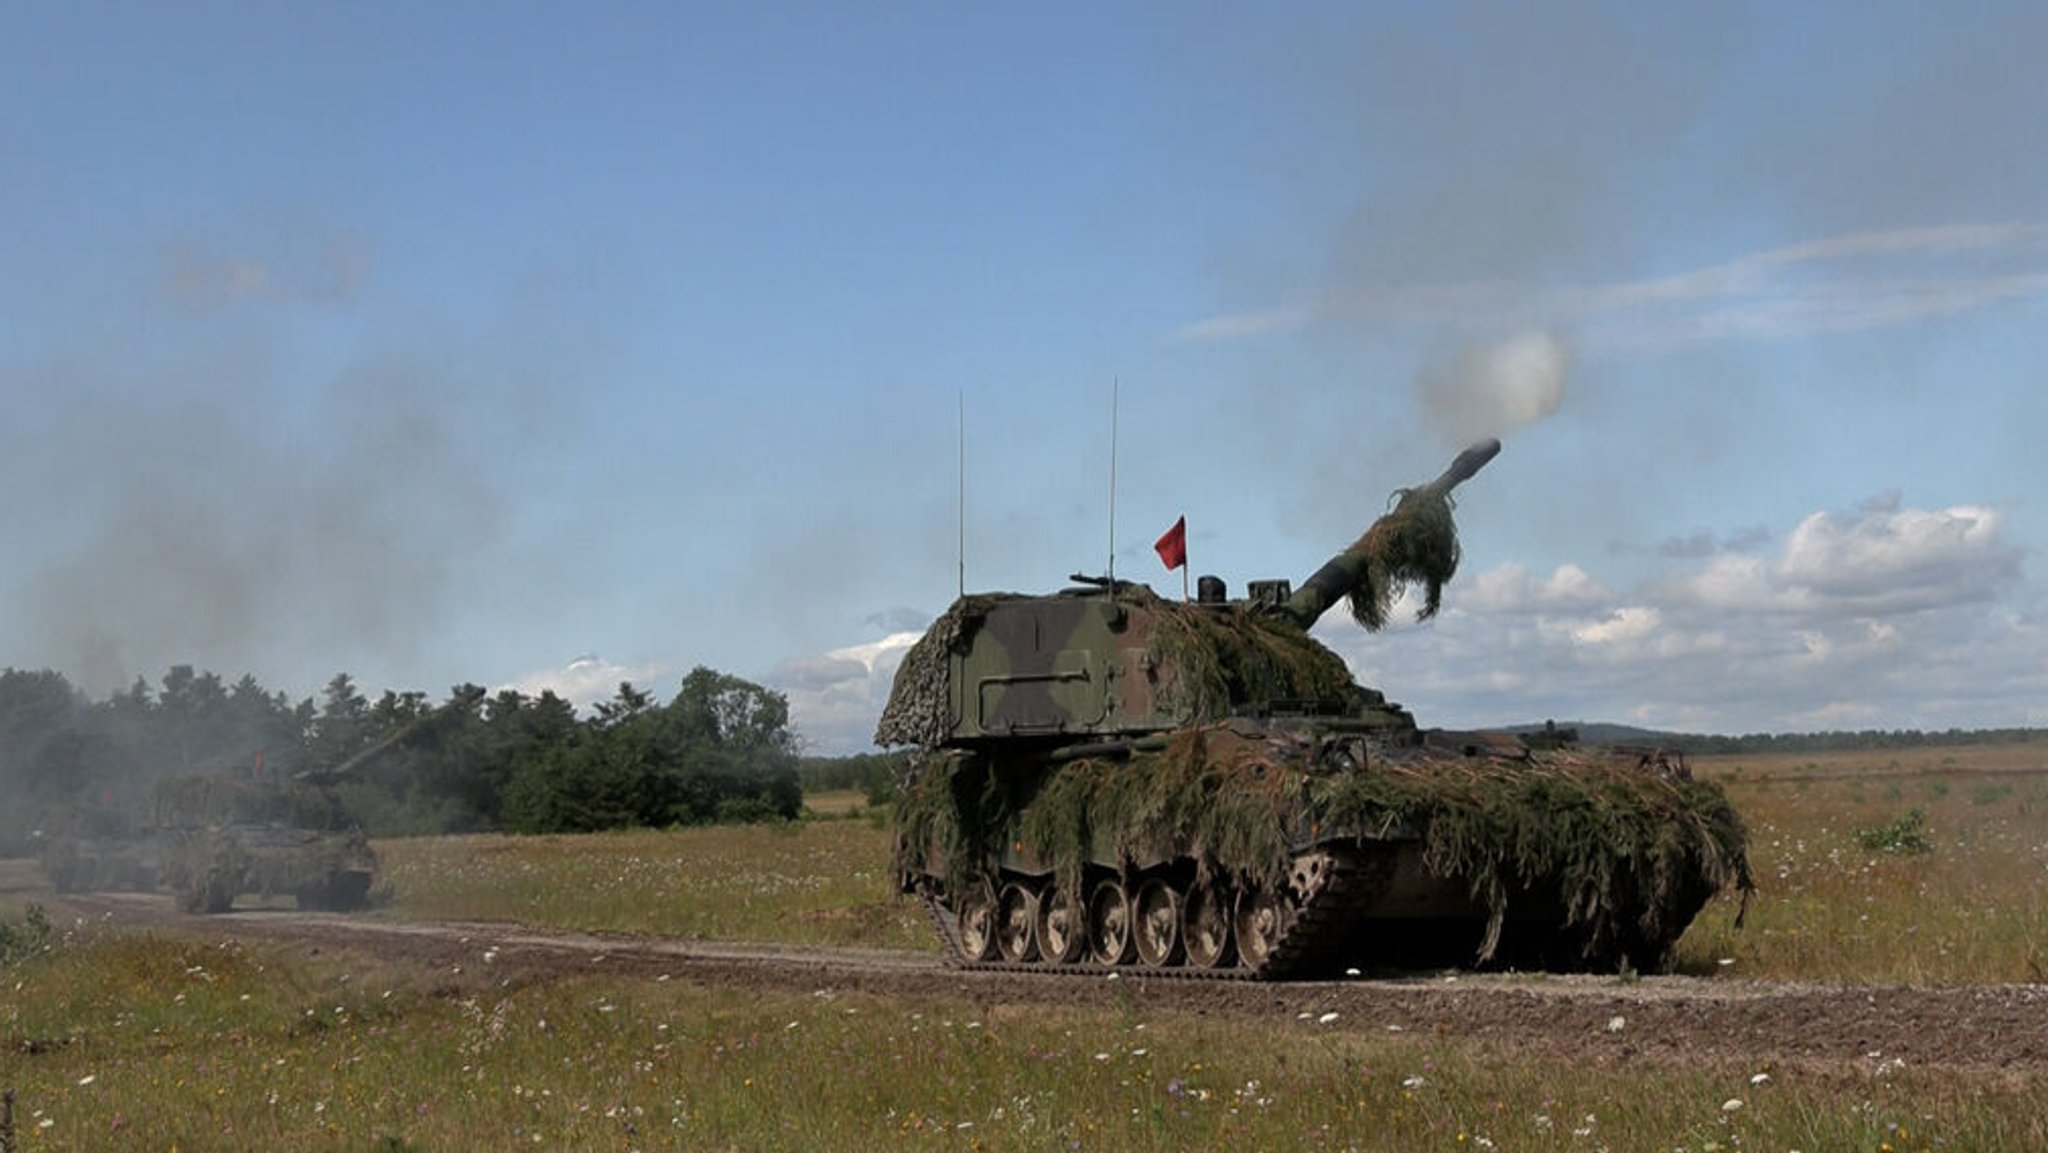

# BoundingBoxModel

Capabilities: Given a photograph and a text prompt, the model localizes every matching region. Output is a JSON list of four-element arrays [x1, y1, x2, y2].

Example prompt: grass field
[[373, 811, 932, 951], [4, 936, 2043, 1151], [4, 743, 2046, 1150], [1682, 743, 2048, 984]]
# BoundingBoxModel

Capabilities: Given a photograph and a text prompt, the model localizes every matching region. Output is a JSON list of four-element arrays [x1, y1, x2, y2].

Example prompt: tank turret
[[883, 438, 1750, 978]]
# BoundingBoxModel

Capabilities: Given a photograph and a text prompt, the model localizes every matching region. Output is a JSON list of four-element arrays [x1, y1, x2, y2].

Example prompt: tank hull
[[150, 774, 379, 914], [160, 825, 377, 913], [896, 723, 1745, 977], [39, 834, 162, 895]]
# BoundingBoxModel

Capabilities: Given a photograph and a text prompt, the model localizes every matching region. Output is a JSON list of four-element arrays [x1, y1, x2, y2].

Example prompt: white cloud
[[502, 655, 674, 712], [1670, 553, 1777, 613], [1777, 501, 2015, 607], [1466, 563, 1613, 614], [1571, 606, 1661, 648], [1658, 498, 2022, 619], [771, 632, 921, 754], [498, 633, 924, 754], [1316, 491, 2039, 735]]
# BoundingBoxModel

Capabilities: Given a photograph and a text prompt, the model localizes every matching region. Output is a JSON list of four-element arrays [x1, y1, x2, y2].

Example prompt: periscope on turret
[[880, 439, 1750, 977]]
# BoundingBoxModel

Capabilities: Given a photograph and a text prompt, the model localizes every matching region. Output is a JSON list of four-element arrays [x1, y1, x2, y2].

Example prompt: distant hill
[[1499, 721, 2048, 755], [1501, 721, 1686, 746]]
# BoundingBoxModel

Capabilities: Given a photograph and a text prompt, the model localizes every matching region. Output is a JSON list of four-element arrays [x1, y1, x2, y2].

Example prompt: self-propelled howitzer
[[879, 439, 1750, 977], [151, 708, 454, 914]]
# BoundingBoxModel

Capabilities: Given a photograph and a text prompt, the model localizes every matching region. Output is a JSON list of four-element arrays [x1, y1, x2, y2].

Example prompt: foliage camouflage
[[151, 775, 359, 831], [1345, 484, 1461, 630], [151, 771, 379, 913], [894, 725, 1750, 964], [884, 438, 1753, 971], [873, 593, 1017, 749]]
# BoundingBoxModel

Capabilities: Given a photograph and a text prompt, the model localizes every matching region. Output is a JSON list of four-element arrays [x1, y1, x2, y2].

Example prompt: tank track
[[915, 847, 1373, 982]]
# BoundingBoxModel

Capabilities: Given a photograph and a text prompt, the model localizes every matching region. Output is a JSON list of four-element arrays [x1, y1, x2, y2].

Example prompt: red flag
[[1154, 515, 1187, 571]]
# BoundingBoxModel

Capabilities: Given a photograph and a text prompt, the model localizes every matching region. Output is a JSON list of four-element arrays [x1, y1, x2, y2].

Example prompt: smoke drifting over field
[[13, 352, 502, 697], [0, 241, 546, 699]]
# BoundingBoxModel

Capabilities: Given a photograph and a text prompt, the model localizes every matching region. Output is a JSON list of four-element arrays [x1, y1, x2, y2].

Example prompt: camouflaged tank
[[152, 771, 377, 913], [37, 802, 161, 896], [879, 440, 1751, 977], [145, 715, 446, 914]]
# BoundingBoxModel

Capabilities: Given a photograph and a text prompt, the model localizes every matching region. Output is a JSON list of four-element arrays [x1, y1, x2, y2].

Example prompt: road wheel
[[956, 880, 999, 961], [1182, 879, 1235, 969], [1035, 884, 1086, 964], [1133, 877, 1184, 967], [1234, 886, 1294, 972], [1086, 879, 1133, 966], [995, 882, 1039, 962]]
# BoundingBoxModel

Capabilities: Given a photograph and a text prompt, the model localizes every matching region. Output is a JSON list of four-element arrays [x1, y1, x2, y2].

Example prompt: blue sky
[[4, 2, 2044, 752]]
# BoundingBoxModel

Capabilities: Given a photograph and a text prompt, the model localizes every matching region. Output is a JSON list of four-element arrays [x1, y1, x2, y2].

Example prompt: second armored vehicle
[[152, 771, 377, 913]]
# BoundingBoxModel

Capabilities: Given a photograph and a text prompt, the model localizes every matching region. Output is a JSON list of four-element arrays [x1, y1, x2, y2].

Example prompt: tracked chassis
[[906, 776, 1731, 980], [879, 440, 1749, 978]]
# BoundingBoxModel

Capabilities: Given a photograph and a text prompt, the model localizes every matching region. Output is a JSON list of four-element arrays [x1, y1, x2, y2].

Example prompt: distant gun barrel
[[1280, 437, 1502, 630], [296, 706, 450, 786]]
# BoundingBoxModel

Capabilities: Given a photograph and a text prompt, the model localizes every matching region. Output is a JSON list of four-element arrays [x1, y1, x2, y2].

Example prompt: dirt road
[[31, 883, 2047, 1076]]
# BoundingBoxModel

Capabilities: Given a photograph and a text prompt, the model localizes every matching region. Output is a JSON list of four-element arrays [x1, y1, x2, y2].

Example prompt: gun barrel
[[1431, 437, 1502, 495], [1279, 438, 1501, 629]]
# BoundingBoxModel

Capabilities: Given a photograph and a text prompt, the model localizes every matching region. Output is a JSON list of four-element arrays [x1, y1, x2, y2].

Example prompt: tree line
[[795, 749, 912, 806], [0, 664, 802, 856]]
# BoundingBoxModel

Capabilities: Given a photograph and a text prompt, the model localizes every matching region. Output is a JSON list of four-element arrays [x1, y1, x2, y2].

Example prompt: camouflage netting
[[896, 724, 1752, 964], [1140, 591, 1357, 718], [152, 775, 356, 831], [1349, 485, 1461, 630], [874, 588, 1359, 748]]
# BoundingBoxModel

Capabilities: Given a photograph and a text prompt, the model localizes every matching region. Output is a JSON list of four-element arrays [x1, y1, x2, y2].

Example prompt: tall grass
[[3, 930, 2043, 1151], [375, 816, 932, 951], [1677, 751, 2048, 984]]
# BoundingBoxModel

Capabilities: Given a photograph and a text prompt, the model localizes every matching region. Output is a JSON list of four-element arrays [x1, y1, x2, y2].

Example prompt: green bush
[[0, 902, 52, 966], [1856, 809, 1933, 855]]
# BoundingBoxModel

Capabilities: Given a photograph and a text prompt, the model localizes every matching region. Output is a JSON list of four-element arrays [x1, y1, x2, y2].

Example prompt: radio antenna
[[956, 388, 966, 600], [1106, 377, 1119, 590]]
